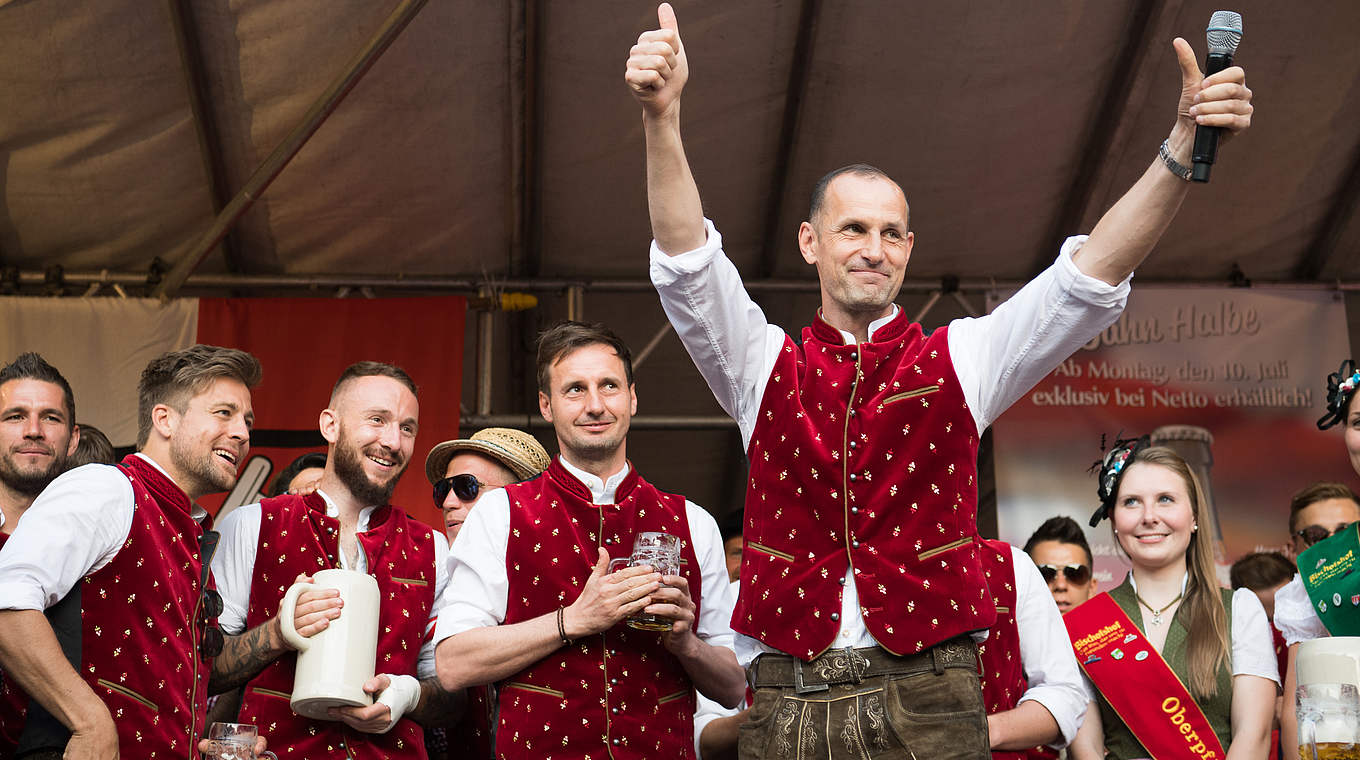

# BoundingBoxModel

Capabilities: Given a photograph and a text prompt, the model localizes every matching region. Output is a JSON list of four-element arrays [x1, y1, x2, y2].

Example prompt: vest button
[[830, 612, 840, 621], [852, 540, 860, 548], [611, 678, 618, 685], [612, 738, 620, 745], [849, 441, 857, 449], [849, 473, 857, 481], [839, 577, 846, 586], [604, 538, 612, 545], [850, 507, 858, 514], [848, 409, 856, 417], [612, 707, 619, 714]]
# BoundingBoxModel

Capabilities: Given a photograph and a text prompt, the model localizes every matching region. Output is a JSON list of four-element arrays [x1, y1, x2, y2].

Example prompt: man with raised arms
[[626, 4, 1253, 757]]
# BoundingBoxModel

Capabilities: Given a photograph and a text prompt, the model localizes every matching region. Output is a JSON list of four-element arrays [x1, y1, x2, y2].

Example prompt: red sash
[[1065, 594, 1227, 760]]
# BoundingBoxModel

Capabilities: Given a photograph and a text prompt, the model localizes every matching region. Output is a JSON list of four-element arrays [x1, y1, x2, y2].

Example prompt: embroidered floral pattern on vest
[[498, 460, 701, 759], [237, 494, 436, 759], [737, 314, 995, 659]]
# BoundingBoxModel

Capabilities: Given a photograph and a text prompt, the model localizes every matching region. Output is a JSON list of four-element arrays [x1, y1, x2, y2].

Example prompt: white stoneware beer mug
[[607, 531, 681, 631], [202, 722, 278, 759], [1296, 637, 1360, 759], [277, 568, 380, 720]]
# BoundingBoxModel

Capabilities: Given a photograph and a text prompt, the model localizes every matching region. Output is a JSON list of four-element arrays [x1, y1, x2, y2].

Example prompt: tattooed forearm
[[209, 619, 288, 694], [407, 677, 467, 726]]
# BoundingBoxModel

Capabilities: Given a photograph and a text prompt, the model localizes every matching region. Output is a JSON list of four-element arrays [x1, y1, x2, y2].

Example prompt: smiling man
[[210, 361, 461, 758], [626, 3, 1254, 757], [0, 345, 260, 759], [434, 321, 744, 760]]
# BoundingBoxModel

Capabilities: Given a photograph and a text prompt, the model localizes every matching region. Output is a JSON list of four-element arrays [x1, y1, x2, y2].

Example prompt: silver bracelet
[[1158, 139, 1192, 181]]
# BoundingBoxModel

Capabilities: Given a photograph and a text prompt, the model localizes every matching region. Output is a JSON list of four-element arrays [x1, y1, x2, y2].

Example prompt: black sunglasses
[[1037, 563, 1092, 586], [433, 473, 482, 506], [1294, 522, 1354, 548], [198, 530, 224, 659]]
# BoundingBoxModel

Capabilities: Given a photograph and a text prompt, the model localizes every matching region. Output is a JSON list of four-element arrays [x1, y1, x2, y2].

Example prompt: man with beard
[[0, 345, 260, 759], [210, 361, 460, 758], [0, 353, 79, 756], [434, 321, 744, 760]]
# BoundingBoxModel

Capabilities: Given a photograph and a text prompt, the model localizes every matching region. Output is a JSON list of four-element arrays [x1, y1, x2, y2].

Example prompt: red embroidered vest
[[498, 459, 702, 760], [236, 493, 437, 759], [0, 531, 25, 758], [736, 313, 995, 659], [75, 455, 216, 757]]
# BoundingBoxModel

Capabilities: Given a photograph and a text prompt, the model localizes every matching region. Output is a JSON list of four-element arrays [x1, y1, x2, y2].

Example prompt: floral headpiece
[[1089, 434, 1151, 527], [1318, 359, 1360, 430]]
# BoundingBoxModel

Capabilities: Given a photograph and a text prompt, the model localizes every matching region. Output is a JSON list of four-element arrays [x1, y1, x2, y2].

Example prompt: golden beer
[[1300, 743, 1360, 760]]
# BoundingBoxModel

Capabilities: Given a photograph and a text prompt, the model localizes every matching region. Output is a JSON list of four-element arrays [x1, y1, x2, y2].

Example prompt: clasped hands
[[564, 548, 702, 654]]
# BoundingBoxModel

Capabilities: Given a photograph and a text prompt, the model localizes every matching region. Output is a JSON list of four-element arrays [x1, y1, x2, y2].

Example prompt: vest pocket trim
[[916, 536, 973, 561], [249, 686, 293, 700], [994, 606, 1011, 614], [747, 541, 796, 562], [96, 678, 158, 712], [882, 385, 941, 405], [657, 690, 690, 704], [390, 576, 429, 586], [506, 681, 567, 699]]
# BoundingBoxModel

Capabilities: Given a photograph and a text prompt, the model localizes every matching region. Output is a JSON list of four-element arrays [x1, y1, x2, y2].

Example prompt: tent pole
[[154, 0, 431, 300]]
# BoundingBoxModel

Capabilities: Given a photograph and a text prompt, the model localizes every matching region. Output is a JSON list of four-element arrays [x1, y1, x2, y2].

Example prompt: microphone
[[1190, 10, 1243, 182]]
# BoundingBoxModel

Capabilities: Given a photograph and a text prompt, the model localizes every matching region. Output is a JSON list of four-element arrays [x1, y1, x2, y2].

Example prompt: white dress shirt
[[213, 489, 450, 679], [433, 456, 737, 654], [1274, 573, 1327, 646], [649, 219, 1130, 662], [0, 454, 202, 612]]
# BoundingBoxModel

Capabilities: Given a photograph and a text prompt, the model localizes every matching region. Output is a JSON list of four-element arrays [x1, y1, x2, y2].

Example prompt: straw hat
[[424, 427, 551, 485]]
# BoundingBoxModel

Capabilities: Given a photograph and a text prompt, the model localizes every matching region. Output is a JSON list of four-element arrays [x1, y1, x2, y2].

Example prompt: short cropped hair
[[330, 361, 417, 403], [70, 423, 116, 467], [1288, 481, 1360, 534], [1229, 551, 1295, 592], [137, 345, 262, 447], [268, 451, 328, 497], [1023, 515, 1094, 569], [535, 321, 634, 394], [808, 163, 902, 226], [0, 352, 75, 426]]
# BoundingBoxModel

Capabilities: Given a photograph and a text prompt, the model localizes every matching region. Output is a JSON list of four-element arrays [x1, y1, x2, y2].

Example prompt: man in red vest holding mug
[[435, 320, 745, 759], [625, 3, 1254, 757]]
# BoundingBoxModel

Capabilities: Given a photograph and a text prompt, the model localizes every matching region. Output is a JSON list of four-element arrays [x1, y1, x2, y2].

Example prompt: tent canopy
[[3, 0, 1357, 517]]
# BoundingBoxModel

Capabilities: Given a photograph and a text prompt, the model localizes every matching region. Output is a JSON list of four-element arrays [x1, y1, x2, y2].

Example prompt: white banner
[[990, 287, 1352, 588]]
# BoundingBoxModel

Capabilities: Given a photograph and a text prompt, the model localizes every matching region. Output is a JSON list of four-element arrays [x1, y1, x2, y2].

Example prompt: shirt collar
[[557, 456, 630, 505], [134, 452, 209, 522], [315, 488, 376, 531], [833, 304, 901, 345]]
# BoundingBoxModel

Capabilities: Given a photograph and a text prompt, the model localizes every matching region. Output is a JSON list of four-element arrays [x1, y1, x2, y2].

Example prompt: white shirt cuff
[[1054, 235, 1132, 308], [648, 219, 723, 287]]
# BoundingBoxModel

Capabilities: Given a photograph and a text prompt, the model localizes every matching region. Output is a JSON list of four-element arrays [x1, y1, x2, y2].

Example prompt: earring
[[1192, 524, 1199, 532]]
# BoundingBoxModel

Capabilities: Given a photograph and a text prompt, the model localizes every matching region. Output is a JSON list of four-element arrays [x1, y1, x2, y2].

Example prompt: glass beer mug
[[1298, 682, 1360, 760], [607, 531, 681, 632], [202, 722, 278, 760]]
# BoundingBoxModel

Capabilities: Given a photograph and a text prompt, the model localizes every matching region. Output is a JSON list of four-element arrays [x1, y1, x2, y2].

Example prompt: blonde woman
[[1067, 438, 1277, 759]]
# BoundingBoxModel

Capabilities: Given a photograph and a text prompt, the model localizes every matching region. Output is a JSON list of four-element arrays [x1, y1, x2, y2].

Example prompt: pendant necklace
[[1135, 590, 1184, 626]]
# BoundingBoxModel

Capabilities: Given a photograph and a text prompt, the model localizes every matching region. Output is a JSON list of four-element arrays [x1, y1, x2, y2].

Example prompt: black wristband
[[556, 606, 572, 646]]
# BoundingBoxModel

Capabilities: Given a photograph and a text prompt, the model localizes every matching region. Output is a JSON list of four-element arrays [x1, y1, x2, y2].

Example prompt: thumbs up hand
[[625, 3, 689, 120]]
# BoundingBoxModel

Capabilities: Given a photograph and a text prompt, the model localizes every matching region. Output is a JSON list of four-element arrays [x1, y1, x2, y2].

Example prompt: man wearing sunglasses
[[421, 427, 549, 759], [434, 321, 745, 760], [1022, 516, 1100, 615], [1268, 481, 1360, 760], [0, 345, 261, 759], [425, 426, 550, 543], [210, 361, 462, 758]]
